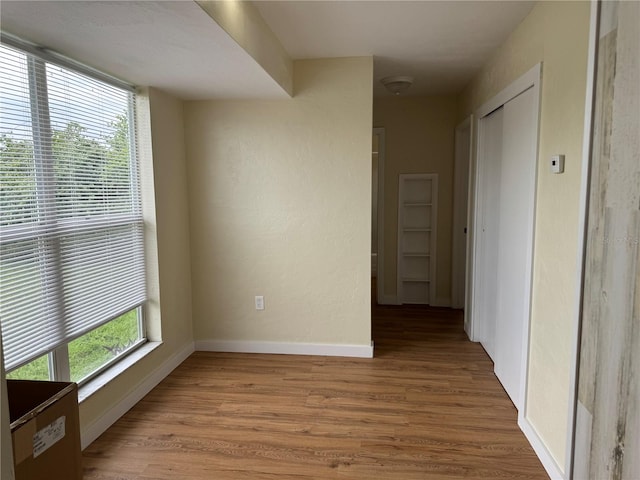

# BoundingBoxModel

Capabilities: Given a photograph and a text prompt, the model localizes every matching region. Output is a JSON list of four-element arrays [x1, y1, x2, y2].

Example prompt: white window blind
[[0, 44, 145, 371]]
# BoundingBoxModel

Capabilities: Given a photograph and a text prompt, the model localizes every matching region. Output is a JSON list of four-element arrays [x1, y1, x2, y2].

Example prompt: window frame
[[0, 37, 147, 386]]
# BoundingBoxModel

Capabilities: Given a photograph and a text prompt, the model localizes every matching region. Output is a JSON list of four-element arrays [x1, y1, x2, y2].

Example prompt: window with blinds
[[0, 42, 146, 383]]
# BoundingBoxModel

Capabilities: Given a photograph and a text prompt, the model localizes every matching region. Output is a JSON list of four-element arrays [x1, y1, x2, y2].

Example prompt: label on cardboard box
[[33, 416, 66, 458]]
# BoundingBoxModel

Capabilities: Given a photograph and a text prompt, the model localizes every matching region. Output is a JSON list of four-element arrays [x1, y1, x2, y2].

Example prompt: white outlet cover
[[255, 296, 264, 310]]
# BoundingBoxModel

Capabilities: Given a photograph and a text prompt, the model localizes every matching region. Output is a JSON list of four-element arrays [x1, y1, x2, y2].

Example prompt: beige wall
[[80, 88, 194, 432], [457, 1, 591, 469], [373, 96, 457, 305], [185, 57, 373, 347]]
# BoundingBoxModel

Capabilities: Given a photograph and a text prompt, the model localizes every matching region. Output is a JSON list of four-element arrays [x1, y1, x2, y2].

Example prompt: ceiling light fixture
[[381, 75, 414, 95]]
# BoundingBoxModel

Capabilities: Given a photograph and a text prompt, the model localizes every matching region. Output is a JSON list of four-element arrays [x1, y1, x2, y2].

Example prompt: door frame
[[372, 127, 386, 305], [452, 115, 472, 313], [468, 63, 541, 415]]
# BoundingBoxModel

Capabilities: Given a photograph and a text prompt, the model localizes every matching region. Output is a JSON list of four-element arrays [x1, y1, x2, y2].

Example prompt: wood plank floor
[[83, 302, 548, 479]]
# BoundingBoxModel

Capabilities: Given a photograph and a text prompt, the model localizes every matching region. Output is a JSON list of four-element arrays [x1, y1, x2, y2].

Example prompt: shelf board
[[403, 202, 432, 206], [402, 277, 430, 283], [403, 253, 430, 257], [403, 228, 432, 232]]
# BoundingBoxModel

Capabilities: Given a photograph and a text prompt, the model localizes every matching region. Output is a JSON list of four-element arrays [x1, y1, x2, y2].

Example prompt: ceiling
[[0, 1, 288, 100], [255, 1, 535, 97], [0, 0, 535, 99]]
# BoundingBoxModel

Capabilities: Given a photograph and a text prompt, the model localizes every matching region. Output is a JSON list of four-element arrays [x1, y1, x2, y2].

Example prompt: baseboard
[[518, 414, 564, 480], [80, 341, 195, 449], [195, 339, 374, 358], [377, 295, 451, 307], [378, 294, 399, 305]]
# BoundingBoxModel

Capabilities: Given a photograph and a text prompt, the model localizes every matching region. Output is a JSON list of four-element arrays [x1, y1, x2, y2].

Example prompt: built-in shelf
[[397, 173, 438, 305]]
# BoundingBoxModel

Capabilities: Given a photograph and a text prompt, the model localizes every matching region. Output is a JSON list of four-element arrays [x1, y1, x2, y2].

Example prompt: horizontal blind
[[0, 44, 145, 371]]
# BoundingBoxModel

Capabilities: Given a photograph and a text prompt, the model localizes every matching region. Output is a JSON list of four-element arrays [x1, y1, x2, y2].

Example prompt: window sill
[[78, 341, 162, 403]]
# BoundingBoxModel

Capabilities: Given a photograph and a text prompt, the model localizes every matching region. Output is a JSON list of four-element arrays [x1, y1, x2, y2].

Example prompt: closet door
[[473, 108, 503, 361], [397, 174, 438, 305], [493, 86, 537, 408], [473, 86, 537, 410]]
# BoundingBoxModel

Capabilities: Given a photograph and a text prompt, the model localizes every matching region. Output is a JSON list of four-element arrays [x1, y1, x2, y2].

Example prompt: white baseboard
[[518, 414, 564, 480], [195, 340, 374, 358], [378, 294, 399, 305], [80, 341, 195, 449]]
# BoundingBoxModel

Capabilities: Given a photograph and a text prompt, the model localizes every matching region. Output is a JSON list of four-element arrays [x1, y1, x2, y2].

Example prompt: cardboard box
[[7, 380, 82, 480]]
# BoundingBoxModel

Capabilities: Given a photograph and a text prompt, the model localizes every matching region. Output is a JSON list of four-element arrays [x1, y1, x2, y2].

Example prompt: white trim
[[373, 127, 386, 305], [476, 64, 541, 119], [196, 340, 374, 359], [517, 64, 542, 419], [566, 2, 599, 478], [80, 341, 195, 449], [464, 114, 476, 340], [452, 116, 472, 310], [468, 112, 488, 343], [519, 415, 564, 480]]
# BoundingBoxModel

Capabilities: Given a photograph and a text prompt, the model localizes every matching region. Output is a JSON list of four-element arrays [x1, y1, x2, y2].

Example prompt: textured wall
[[575, 1, 640, 478], [457, 1, 591, 469], [373, 95, 457, 306], [185, 57, 373, 347]]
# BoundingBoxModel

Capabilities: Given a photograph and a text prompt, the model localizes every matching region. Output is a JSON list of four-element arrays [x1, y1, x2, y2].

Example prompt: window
[[0, 41, 146, 386]]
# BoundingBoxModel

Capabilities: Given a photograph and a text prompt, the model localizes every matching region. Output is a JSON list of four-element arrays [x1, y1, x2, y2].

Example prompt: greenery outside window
[[0, 40, 147, 386]]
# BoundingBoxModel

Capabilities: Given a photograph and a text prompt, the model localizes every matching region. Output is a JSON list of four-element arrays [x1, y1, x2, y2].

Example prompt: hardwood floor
[[83, 301, 547, 479]]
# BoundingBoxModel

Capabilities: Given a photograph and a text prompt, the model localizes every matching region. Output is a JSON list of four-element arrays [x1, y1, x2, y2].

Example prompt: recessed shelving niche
[[397, 174, 438, 305]]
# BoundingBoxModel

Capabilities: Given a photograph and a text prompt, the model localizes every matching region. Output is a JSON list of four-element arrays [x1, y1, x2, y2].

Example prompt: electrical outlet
[[255, 296, 264, 310]]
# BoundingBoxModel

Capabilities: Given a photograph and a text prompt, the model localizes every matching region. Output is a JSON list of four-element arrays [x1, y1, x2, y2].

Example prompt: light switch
[[551, 155, 565, 174], [255, 296, 264, 310]]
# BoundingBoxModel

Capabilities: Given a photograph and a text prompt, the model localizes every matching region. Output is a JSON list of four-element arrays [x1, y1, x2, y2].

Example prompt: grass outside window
[[6, 308, 144, 384]]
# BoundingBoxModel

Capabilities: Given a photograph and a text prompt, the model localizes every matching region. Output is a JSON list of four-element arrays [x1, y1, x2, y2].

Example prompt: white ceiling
[[0, 0, 535, 99], [0, 1, 289, 100], [254, 1, 535, 97]]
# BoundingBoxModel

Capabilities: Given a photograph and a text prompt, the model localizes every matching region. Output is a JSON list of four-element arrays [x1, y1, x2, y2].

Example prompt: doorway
[[452, 116, 472, 315], [372, 128, 385, 305]]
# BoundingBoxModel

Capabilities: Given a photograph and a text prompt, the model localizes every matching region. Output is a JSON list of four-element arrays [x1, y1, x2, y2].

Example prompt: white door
[[470, 64, 540, 413], [473, 107, 503, 361], [473, 86, 537, 410], [493, 87, 537, 407]]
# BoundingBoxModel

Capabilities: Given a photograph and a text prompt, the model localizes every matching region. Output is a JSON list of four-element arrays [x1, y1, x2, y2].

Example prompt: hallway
[[83, 304, 547, 479]]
